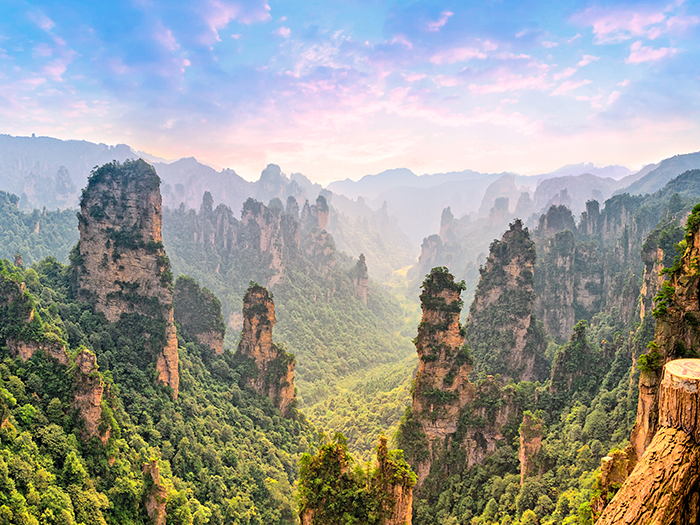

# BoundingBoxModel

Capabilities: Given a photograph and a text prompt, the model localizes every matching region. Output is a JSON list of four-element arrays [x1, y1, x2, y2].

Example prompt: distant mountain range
[[1, 133, 699, 256]]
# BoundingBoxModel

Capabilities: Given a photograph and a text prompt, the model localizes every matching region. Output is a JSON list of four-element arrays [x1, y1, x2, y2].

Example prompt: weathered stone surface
[[73, 349, 109, 444], [519, 412, 543, 485], [236, 285, 295, 416], [598, 359, 700, 524], [353, 253, 369, 305], [375, 437, 414, 525], [466, 219, 548, 382], [596, 427, 700, 525], [630, 217, 700, 458], [75, 160, 179, 396], [142, 460, 168, 525], [7, 339, 69, 365]]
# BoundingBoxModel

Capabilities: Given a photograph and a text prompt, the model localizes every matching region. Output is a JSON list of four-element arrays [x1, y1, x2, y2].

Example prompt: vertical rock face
[[630, 206, 700, 459], [375, 437, 414, 525], [301, 195, 329, 231], [142, 460, 168, 525], [597, 359, 700, 525], [519, 411, 543, 485], [73, 349, 110, 444], [466, 219, 549, 382], [353, 254, 369, 305], [173, 276, 226, 355], [74, 159, 179, 397], [236, 284, 295, 416], [402, 268, 519, 486]]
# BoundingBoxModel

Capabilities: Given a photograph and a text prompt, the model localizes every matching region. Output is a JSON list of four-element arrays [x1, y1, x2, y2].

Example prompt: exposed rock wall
[[73, 349, 110, 444], [142, 460, 168, 525], [597, 359, 700, 525], [466, 219, 549, 381], [402, 267, 520, 487], [630, 208, 700, 459], [236, 284, 295, 416], [74, 159, 179, 396], [353, 253, 369, 305], [7, 339, 68, 365], [519, 411, 543, 485]]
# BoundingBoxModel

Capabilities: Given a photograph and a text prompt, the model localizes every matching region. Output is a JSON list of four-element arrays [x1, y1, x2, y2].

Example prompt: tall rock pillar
[[74, 159, 179, 396]]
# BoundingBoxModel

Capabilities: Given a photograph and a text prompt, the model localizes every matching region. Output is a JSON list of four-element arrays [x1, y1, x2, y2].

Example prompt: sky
[[1, 0, 699, 183]]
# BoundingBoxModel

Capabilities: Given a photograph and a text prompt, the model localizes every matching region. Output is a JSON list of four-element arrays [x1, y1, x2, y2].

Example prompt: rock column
[[597, 359, 700, 525]]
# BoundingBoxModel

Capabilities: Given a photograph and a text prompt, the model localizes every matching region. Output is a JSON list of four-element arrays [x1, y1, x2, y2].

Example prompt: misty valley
[[3, 137, 700, 525]]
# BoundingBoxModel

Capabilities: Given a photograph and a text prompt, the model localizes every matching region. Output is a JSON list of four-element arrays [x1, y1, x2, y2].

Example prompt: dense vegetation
[[0, 256, 314, 524], [0, 190, 78, 265]]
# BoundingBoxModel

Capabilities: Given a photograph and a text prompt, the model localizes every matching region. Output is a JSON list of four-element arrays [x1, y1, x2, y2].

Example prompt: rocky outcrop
[[466, 219, 549, 381], [173, 276, 226, 355], [142, 460, 168, 525], [301, 195, 329, 231], [401, 267, 519, 487], [629, 206, 700, 459], [597, 359, 700, 525], [519, 411, 543, 485], [73, 349, 110, 444], [74, 159, 179, 397], [7, 339, 69, 365], [298, 436, 415, 525], [236, 284, 295, 416], [353, 254, 369, 305]]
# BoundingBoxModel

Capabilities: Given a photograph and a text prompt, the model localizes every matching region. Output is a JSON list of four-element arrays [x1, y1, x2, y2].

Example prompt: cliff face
[[402, 267, 520, 487], [173, 276, 226, 355], [142, 460, 168, 525], [73, 349, 110, 444], [598, 359, 700, 525], [630, 206, 700, 460], [236, 284, 295, 416], [519, 411, 543, 485], [74, 160, 179, 396], [466, 220, 549, 382], [353, 254, 369, 305]]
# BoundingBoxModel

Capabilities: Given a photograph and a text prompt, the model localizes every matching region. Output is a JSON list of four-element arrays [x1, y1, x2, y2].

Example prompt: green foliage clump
[[173, 275, 226, 338], [637, 342, 663, 373], [297, 433, 415, 525]]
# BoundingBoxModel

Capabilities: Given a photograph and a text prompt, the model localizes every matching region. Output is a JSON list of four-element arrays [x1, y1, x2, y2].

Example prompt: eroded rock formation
[[519, 411, 543, 485], [597, 359, 700, 524], [73, 349, 110, 444], [74, 159, 179, 396], [353, 253, 369, 305], [630, 207, 700, 459], [236, 284, 295, 416], [401, 267, 519, 487], [173, 276, 226, 355], [143, 460, 168, 525], [466, 219, 549, 381]]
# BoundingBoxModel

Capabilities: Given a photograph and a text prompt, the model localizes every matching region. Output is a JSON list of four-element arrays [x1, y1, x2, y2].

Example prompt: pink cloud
[[553, 67, 577, 81], [608, 91, 621, 105], [626, 41, 677, 64], [573, 5, 699, 44], [403, 73, 426, 82], [542, 41, 559, 48], [154, 23, 180, 51], [577, 54, 600, 67], [426, 11, 453, 32], [430, 46, 486, 65], [202, 0, 271, 43], [273, 26, 291, 38], [469, 71, 549, 94], [29, 12, 55, 31], [550, 79, 592, 96], [43, 59, 67, 81], [32, 43, 53, 58], [390, 34, 413, 49]]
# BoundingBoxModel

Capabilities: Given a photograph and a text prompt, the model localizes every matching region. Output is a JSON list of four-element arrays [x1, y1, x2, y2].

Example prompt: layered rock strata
[[597, 359, 700, 524], [236, 284, 295, 416], [73, 349, 110, 444], [630, 207, 700, 459], [74, 159, 179, 396], [466, 219, 548, 381]]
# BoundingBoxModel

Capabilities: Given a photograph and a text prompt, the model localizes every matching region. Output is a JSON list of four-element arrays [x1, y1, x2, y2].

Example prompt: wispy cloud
[[430, 46, 486, 65], [626, 41, 678, 64], [551, 79, 592, 96], [273, 26, 291, 38], [426, 11, 453, 32]]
